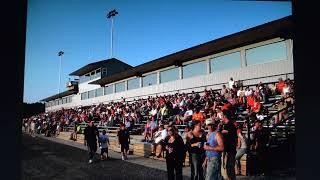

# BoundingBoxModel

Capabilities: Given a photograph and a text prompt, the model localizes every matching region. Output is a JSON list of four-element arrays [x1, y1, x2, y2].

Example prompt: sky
[[24, 0, 292, 103]]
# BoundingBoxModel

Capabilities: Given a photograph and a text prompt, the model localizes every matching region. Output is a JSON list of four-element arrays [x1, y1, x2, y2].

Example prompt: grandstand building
[[42, 15, 293, 112]]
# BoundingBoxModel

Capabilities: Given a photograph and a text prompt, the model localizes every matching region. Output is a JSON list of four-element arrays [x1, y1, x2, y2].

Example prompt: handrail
[[104, 73, 294, 104], [58, 72, 293, 108]]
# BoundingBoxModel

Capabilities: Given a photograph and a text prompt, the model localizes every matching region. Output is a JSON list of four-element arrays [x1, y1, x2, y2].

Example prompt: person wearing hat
[[203, 118, 224, 180], [84, 121, 99, 164]]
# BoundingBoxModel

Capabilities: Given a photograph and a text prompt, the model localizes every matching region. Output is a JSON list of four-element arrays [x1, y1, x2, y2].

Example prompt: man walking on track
[[84, 121, 99, 164], [118, 123, 130, 160]]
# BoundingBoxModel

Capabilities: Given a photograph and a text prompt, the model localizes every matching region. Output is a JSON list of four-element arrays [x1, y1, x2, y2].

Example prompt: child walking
[[99, 130, 110, 160]]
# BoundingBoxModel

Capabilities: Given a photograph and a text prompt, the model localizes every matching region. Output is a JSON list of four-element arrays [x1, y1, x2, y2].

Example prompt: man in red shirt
[[251, 97, 262, 113], [246, 94, 255, 108], [276, 78, 285, 95]]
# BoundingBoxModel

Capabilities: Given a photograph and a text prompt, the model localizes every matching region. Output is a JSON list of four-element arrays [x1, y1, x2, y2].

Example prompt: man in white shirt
[[245, 87, 253, 97], [150, 125, 167, 158], [184, 107, 193, 119], [229, 77, 235, 89], [237, 87, 245, 97]]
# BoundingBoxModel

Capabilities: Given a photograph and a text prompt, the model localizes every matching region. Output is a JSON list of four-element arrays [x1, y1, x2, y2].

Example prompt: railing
[[96, 72, 294, 105]]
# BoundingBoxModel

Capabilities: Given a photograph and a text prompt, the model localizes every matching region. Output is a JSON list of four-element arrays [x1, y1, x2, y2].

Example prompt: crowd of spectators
[[22, 77, 295, 178]]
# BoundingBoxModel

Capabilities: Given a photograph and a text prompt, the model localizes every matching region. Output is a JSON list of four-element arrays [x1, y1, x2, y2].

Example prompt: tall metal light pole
[[107, 9, 118, 58], [58, 51, 64, 95]]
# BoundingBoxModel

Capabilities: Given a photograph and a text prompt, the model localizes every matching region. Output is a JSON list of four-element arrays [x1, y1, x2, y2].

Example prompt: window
[[104, 85, 113, 95], [88, 90, 95, 98], [79, 76, 84, 83], [246, 41, 287, 65], [142, 73, 157, 87], [69, 96, 72, 103], [59, 99, 62, 105], [183, 61, 207, 79], [62, 98, 67, 104], [81, 74, 90, 83], [90, 71, 95, 80], [115, 82, 125, 93], [128, 78, 140, 90], [96, 87, 103, 97], [102, 68, 107, 76], [160, 67, 179, 83], [95, 69, 101, 78], [81, 92, 88, 100], [210, 52, 241, 72]]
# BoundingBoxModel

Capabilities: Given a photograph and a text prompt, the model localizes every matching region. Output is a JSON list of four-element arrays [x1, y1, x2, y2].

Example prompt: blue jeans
[[205, 156, 222, 180], [190, 153, 205, 180], [235, 148, 246, 172]]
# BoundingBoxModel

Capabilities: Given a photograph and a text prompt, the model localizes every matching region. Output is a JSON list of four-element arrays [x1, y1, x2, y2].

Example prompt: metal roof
[[69, 58, 133, 76], [41, 90, 78, 102], [90, 15, 292, 86]]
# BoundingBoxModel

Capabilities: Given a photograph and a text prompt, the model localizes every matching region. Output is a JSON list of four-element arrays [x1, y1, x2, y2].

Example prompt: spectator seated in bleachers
[[149, 125, 167, 158]]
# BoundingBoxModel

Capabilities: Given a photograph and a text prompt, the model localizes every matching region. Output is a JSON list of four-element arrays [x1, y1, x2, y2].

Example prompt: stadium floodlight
[[58, 51, 64, 96], [106, 9, 118, 58]]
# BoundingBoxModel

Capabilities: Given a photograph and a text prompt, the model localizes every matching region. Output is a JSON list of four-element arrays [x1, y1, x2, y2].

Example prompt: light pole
[[58, 51, 64, 96], [107, 9, 118, 58]]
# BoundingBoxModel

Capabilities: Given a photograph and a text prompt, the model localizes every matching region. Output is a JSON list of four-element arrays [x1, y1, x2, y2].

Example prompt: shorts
[[101, 148, 108, 155], [121, 143, 129, 152], [153, 140, 164, 147]]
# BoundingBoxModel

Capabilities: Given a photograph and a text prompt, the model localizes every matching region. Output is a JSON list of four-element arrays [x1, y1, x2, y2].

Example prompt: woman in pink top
[[143, 120, 151, 142]]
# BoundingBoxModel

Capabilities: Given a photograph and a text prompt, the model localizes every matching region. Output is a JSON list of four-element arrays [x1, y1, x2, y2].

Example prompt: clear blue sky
[[24, 0, 292, 103]]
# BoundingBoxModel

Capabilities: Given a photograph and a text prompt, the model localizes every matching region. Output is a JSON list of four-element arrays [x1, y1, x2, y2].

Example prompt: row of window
[[79, 68, 107, 83], [81, 86, 114, 100], [46, 96, 72, 107], [78, 40, 288, 101]]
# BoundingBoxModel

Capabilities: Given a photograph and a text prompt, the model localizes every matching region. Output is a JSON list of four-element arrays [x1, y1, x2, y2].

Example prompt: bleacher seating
[[27, 79, 295, 176]]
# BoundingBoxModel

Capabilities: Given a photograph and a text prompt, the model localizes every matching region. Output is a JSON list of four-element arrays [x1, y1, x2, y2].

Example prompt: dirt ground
[[22, 134, 179, 180]]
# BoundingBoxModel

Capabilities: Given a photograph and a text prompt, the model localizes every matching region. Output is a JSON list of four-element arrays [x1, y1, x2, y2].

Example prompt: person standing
[[235, 126, 247, 175], [202, 119, 224, 180], [164, 126, 186, 180], [84, 121, 99, 164], [220, 109, 237, 180], [186, 121, 206, 180], [30, 120, 36, 137], [252, 120, 271, 176], [118, 123, 130, 160]]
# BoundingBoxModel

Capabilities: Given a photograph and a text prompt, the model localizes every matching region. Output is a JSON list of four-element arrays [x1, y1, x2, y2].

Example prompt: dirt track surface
[[22, 134, 295, 180], [22, 134, 176, 180]]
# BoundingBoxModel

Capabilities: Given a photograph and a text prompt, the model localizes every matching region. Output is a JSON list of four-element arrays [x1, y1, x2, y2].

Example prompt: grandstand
[[30, 15, 295, 176], [41, 15, 293, 111]]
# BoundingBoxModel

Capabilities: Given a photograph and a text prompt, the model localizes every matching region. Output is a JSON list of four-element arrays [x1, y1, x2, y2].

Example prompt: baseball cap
[[205, 118, 214, 126]]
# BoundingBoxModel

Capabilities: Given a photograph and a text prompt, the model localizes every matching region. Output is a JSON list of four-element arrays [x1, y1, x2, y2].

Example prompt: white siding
[[46, 59, 293, 112]]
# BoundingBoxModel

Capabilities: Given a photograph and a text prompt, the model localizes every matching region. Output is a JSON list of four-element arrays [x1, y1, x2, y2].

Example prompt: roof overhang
[[41, 90, 78, 102], [90, 15, 292, 86]]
